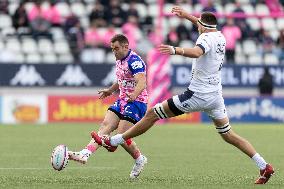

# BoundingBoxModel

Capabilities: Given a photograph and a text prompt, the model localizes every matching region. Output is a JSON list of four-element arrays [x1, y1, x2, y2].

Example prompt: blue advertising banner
[[0, 64, 115, 87], [172, 65, 284, 87], [202, 97, 284, 123]]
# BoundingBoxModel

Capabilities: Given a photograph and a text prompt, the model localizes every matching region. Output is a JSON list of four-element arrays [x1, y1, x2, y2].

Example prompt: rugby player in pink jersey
[[68, 34, 148, 179]]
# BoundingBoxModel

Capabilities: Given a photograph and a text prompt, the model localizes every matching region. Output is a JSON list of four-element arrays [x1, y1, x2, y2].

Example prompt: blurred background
[[0, 0, 283, 124]]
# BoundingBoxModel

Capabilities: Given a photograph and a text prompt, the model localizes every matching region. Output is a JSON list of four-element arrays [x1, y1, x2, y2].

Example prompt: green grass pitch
[[0, 123, 283, 189]]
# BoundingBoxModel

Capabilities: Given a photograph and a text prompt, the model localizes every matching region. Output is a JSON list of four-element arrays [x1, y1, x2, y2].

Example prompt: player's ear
[[125, 43, 129, 49]]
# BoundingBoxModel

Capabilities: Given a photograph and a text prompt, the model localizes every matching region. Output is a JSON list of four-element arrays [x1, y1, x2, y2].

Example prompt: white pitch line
[[0, 167, 116, 170]]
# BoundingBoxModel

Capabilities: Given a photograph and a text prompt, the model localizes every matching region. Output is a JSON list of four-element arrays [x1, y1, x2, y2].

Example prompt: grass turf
[[0, 123, 283, 189]]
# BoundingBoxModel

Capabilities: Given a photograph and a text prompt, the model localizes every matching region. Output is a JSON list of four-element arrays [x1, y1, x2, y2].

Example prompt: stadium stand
[[0, 0, 283, 65]]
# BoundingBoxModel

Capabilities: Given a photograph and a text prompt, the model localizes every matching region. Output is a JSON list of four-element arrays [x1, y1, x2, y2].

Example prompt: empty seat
[[242, 4, 255, 14], [55, 2, 71, 17], [22, 38, 38, 54], [261, 18, 276, 31], [246, 18, 261, 31], [238, 0, 250, 4], [136, 3, 147, 18], [70, 2, 86, 18], [269, 30, 279, 41], [193, 4, 202, 13], [81, 49, 94, 64], [50, 28, 65, 40], [255, 4, 270, 15], [169, 55, 185, 64], [42, 53, 57, 64], [148, 4, 159, 17], [14, 53, 25, 64], [180, 40, 194, 48], [6, 39, 21, 52], [264, 53, 279, 65], [0, 15, 12, 29], [235, 42, 242, 54], [234, 53, 247, 64], [81, 48, 105, 64], [38, 39, 53, 54], [163, 3, 175, 15], [54, 40, 70, 54], [24, 2, 35, 13], [58, 54, 73, 63], [248, 54, 263, 65], [0, 41, 4, 51], [224, 3, 236, 14], [168, 17, 181, 28], [80, 17, 90, 29], [26, 53, 41, 64], [8, 2, 19, 15], [0, 50, 14, 63], [105, 52, 115, 64], [243, 40, 257, 56], [276, 18, 284, 30], [215, 4, 224, 14]]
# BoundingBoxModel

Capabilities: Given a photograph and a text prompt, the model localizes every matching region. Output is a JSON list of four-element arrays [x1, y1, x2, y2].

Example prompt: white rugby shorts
[[167, 89, 227, 120]]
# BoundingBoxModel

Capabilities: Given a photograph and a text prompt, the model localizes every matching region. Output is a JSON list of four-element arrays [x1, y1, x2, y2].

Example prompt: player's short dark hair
[[111, 34, 129, 45], [200, 12, 217, 25]]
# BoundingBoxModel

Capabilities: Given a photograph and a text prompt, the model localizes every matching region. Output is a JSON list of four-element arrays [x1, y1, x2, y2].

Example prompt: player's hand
[[126, 93, 137, 102], [98, 89, 112, 99], [172, 6, 187, 18], [158, 44, 175, 55]]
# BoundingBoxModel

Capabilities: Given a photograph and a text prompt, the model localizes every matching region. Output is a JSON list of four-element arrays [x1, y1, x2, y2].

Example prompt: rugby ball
[[51, 144, 69, 171]]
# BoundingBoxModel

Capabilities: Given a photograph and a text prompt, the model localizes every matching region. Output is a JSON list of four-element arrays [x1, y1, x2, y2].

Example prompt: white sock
[[110, 134, 125, 146], [252, 153, 267, 170], [135, 155, 143, 163], [80, 149, 92, 157]]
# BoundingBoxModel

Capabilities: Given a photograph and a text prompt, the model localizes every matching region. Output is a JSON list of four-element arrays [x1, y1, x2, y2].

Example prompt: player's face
[[111, 41, 128, 60]]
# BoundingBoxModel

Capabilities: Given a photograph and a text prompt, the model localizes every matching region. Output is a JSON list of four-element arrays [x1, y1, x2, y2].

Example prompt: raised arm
[[171, 6, 198, 26], [158, 44, 204, 58]]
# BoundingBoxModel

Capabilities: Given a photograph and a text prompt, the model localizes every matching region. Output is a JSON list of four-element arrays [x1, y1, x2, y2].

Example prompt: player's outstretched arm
[[158, 44, 204, 58], [98, 82, 119, 99], [172, 6, 198, 26]]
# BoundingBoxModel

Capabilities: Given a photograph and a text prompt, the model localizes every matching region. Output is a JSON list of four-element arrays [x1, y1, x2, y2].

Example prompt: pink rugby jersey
[[116, 50, 148, 103]]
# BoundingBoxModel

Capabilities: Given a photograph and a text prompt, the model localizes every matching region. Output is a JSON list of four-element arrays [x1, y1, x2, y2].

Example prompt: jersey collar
[[121, 49, 131, 61]]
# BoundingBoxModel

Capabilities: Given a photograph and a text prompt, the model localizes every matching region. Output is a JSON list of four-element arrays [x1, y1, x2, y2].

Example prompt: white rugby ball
[[51, 144, 69, 171]]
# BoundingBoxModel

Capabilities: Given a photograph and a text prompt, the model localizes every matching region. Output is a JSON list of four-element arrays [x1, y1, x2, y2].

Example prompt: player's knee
[[216, 123, 235, 144], [216, 122, 231, 134], [152, 103, 169, 120], [145, 108, 160, 122]]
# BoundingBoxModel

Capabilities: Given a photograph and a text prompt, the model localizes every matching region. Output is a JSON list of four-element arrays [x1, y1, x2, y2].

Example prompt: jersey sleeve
[[195, 34, 211, 54], [128, 55, 146, 75]]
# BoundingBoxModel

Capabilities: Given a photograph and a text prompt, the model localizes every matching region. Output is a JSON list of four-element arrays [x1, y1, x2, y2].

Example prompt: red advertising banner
[[169, 112, 201, 123], [48, 96, 116, 122], [48, 95, 201, 123]]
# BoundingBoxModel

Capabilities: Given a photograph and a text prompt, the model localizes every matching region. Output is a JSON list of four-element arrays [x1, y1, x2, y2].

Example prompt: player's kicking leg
[[68, 110, 120, 164], [92, 99, 178, 149], [212, 117, 275, 184]]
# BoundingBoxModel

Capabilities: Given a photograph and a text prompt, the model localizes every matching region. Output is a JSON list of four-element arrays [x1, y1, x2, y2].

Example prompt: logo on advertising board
[[2, 95, 47, 124], [201, 97, 284, 123], [48, 96, 116, 122], [10, 65, 45, 86], [56, 65, 92, 86]]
